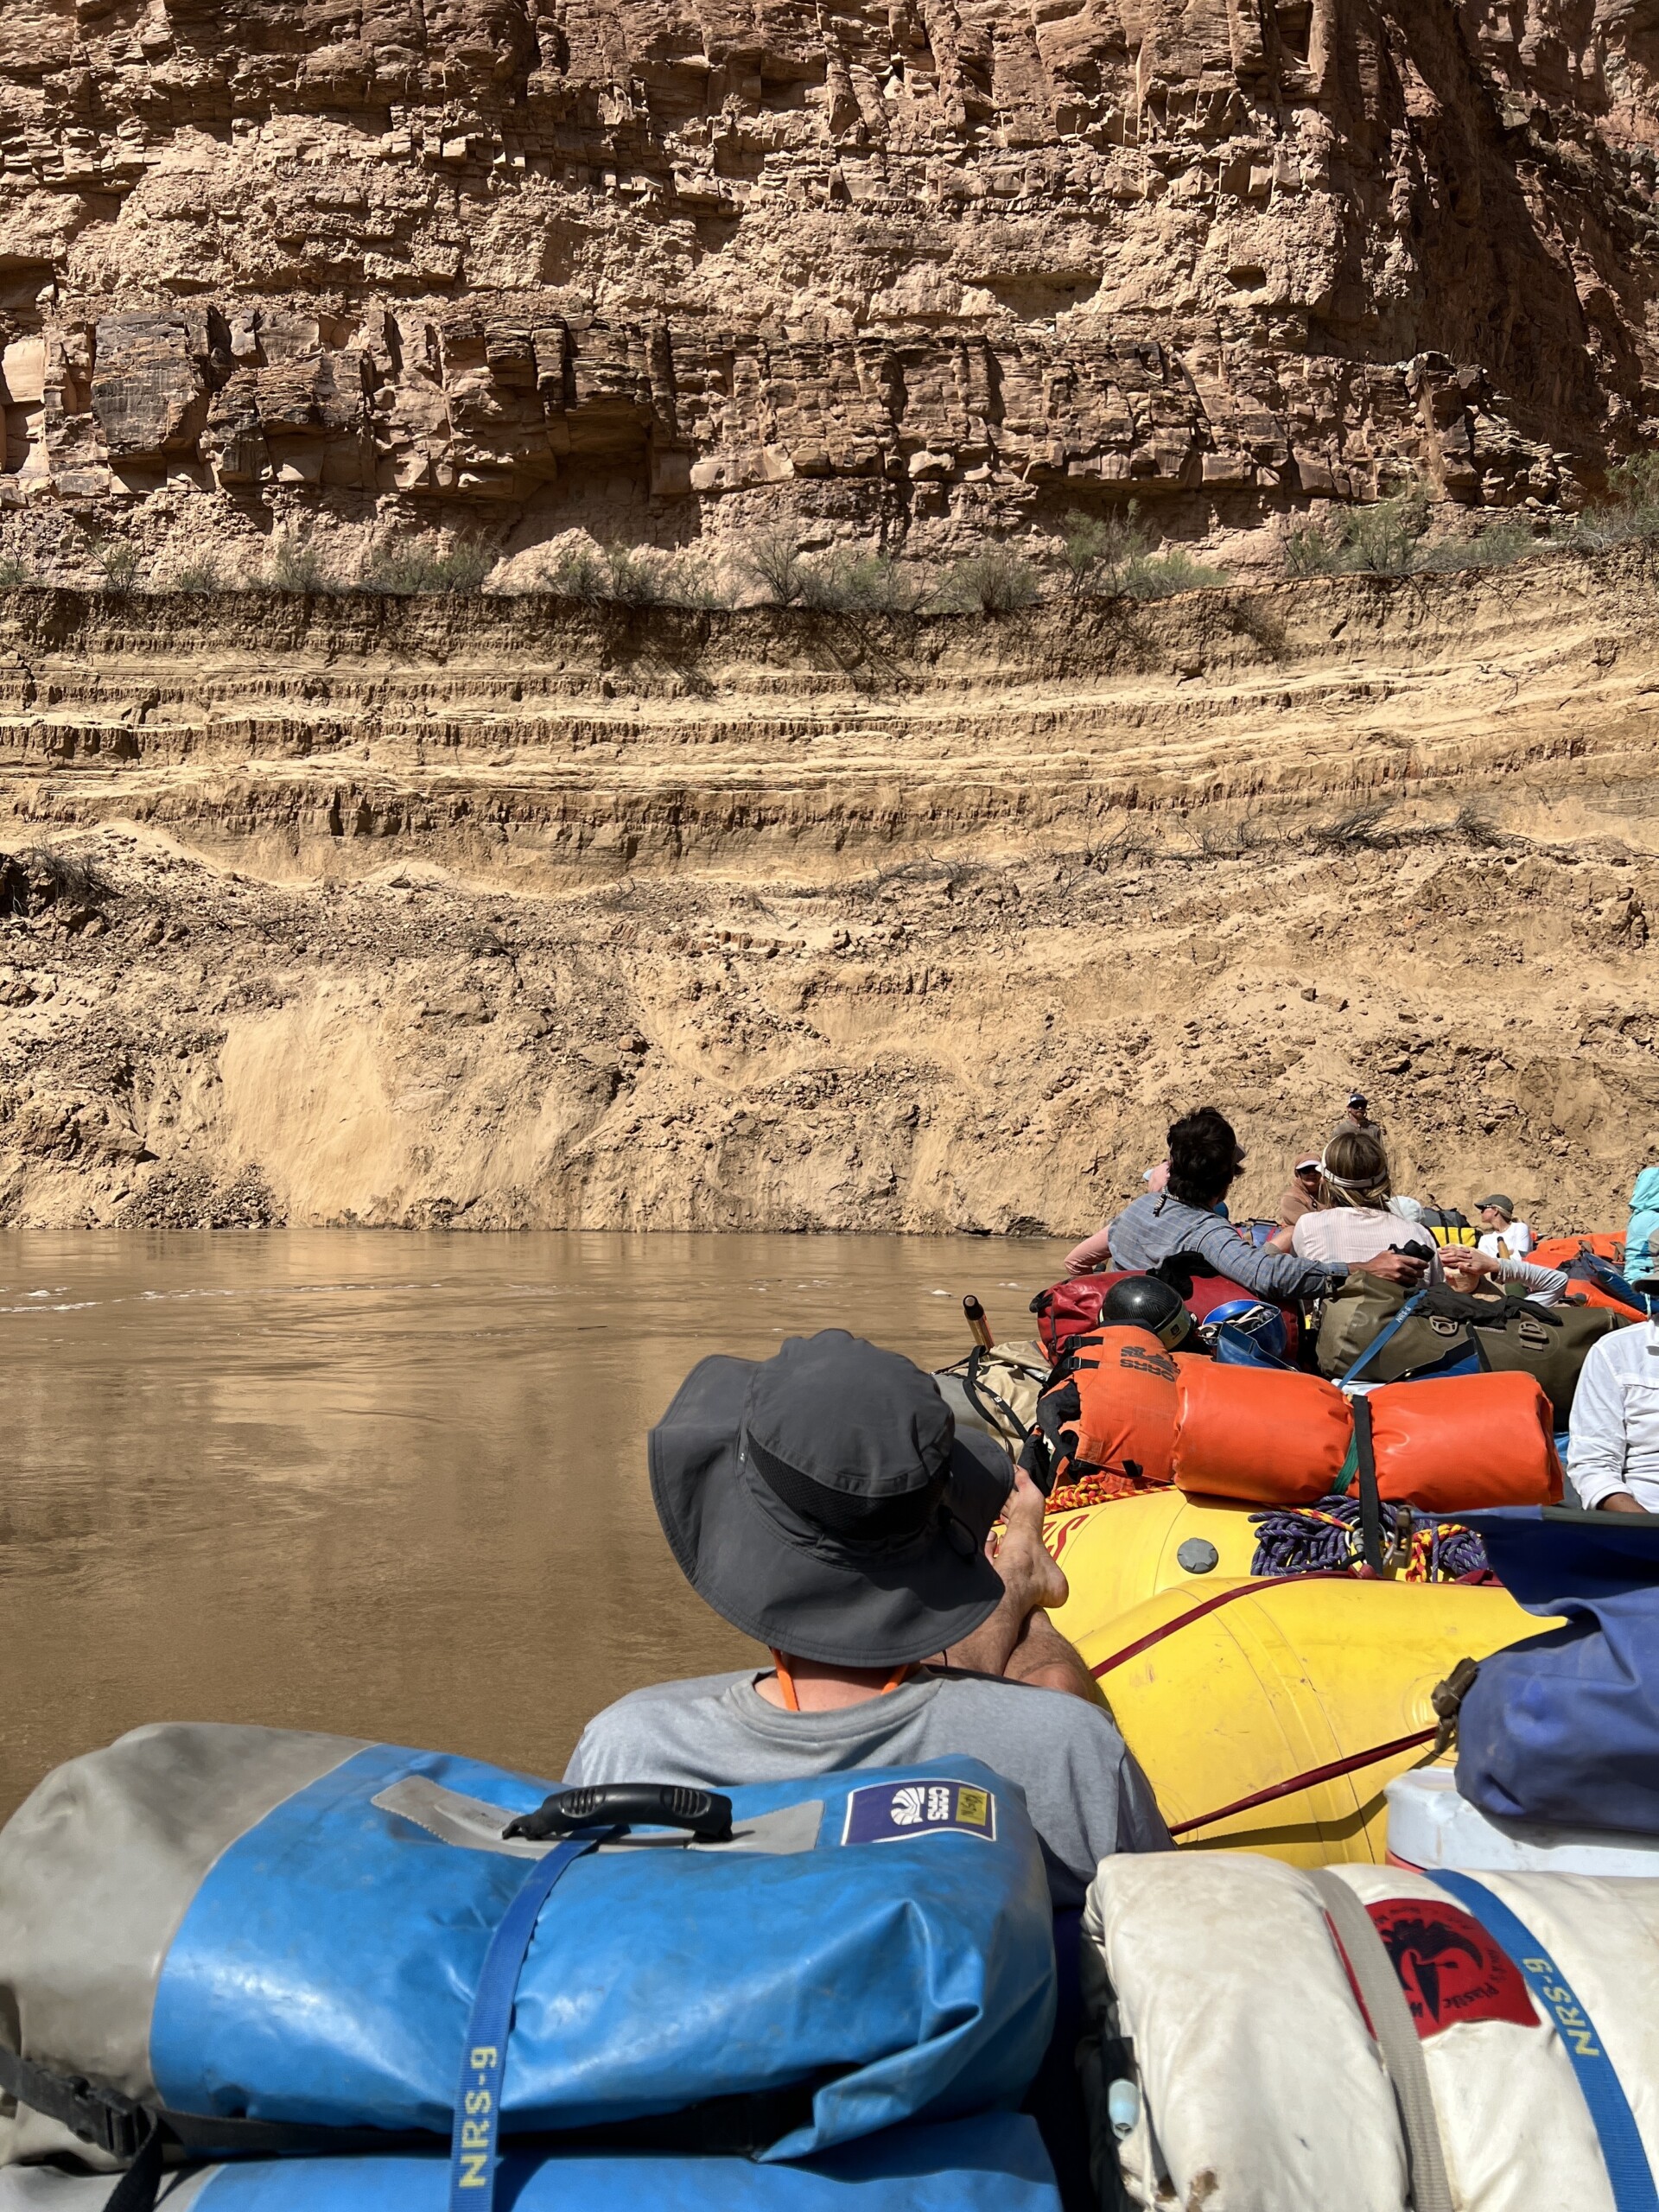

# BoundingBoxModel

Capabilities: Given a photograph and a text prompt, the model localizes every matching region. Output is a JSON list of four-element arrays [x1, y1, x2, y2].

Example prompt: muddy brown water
[[0, 1230, 1069, 1821]]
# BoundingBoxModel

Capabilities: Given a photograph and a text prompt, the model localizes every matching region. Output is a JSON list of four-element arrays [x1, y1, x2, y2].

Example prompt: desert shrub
[[538, 543, 608, 601], [1573, 453, 1659, 550], [263, 534, 334, 594], [1606, 453, 1659, 518], [1284, 521, 1343, 576], [1058, 506, 1148, 594], [1338, 486, 1433, 576], [1053, 505, 1225, 600], [1120, 546, 1231, 598], [162, 556, 225, 594], [0, 551, 37, 587], [600, 543, 664, 607], [0, 844, 110, 917], [737, 524, 808, 607], [1419, 515, 1541, 574], [87, 535, 141, 592], [940, 545, 1041, 614], [365, 539, 495, 594], [841, 554, 932, 613], [656, 556, 734, 609], [1280, 486, 1431, 581], [790, 548, 931, 613]]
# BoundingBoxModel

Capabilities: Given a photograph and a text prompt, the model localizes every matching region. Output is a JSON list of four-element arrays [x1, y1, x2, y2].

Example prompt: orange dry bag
[[1026, 1325, 1180, 1497], [1531, 1233, 1624, 1270], [1363, 1371, 1563, 1510], [1172, 1362, 1352, 1503]]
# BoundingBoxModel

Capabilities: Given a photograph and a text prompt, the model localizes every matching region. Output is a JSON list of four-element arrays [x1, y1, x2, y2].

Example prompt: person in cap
[[1275, 1155, 1323, 1230], [563, 1330, 1171, 1905], [1475, 1193, 1532, 1260], [1334, 1090, 1385, 1143]]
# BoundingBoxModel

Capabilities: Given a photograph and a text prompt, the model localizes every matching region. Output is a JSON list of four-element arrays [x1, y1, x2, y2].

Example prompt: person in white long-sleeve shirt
[[1567, 1319, 1659, 1514]]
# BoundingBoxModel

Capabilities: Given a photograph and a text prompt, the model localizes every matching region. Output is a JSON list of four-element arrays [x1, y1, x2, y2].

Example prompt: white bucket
[[1386, 1766, 1659, 1877]]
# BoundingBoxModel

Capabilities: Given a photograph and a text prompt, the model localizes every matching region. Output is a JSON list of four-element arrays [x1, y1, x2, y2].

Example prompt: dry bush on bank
[[364, 540, 496, 594], [938, 546, 1041, 614], [1058, 506, 1230, 600], [261, 534, 335, 594]]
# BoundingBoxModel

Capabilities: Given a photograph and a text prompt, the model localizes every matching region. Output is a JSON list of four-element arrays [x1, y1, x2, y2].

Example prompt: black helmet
[[1100, 1274, 1193, 1351]]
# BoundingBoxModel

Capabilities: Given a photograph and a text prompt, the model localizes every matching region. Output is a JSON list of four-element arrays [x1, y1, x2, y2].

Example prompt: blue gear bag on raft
[[0, 1725, 1056, 2177], [0, 2115, 1064, 2212], [1450, 1508, 1659, 1835]]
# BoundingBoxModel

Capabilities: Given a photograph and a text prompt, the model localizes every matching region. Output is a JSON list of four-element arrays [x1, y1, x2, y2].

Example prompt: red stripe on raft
[[1168, 1726, 1440, 1839], [1088, 1571, 1347, 1678]]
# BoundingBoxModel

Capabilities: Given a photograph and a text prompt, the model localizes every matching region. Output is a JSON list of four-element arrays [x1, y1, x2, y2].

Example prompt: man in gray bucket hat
[[563, 1331, 1170, 1907]]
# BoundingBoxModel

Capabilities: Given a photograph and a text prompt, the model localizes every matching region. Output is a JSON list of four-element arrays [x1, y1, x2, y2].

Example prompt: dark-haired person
[[1103, 1106, 1427, 1299]]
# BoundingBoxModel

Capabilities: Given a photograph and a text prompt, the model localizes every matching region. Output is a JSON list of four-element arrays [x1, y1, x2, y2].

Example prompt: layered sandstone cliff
[[3, 547, 1657, 1231], [0, 0, 1656, 578]]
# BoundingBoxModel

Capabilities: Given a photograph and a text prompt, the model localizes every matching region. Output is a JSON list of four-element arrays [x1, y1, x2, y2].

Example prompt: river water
[[0, 1231, 1068, 1821]]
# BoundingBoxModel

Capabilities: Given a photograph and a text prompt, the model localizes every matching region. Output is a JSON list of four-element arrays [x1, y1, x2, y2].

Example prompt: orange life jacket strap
[[769, 1651, 912, 1710]]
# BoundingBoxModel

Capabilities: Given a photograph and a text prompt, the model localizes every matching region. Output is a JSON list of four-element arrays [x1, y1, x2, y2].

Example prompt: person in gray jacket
[[563, 1329, 1170, 1909], [1104, 1106, 1427, 1302]]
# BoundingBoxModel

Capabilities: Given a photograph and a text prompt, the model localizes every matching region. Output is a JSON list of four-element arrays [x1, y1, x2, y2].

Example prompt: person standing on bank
[[563, 1330, 1171, 1908], [1334, 1090, 1385, 1143]]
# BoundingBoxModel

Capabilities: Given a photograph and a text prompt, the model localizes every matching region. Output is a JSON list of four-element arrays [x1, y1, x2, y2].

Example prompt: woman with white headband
[[1266, 1128, 1567, 1302]]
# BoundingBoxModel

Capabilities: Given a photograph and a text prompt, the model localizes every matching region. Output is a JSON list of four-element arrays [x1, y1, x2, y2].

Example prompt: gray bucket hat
[[648, 1330, 1015, 1667], [1477, 1193, 1516, 1219]]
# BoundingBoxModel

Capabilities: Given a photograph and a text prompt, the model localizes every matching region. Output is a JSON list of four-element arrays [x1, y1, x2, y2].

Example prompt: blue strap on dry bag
[[1427, 1871, 1658, 2212], [1340, 1288, 1428, 1387], [447, 1831, 613, 2212]]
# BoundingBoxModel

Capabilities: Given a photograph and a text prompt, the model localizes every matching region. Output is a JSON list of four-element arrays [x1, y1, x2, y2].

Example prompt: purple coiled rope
[[1249, 1494, 1491, 1581]]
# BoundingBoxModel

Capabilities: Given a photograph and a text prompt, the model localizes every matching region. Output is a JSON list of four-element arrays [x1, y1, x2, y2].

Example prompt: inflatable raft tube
[[1043, 1491, 1260, 1643], [1073, 1574, 1553, 1868]]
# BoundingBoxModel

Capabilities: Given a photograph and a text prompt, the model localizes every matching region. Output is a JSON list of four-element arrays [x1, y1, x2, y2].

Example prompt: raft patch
[[842, 1779, 998, 1845]]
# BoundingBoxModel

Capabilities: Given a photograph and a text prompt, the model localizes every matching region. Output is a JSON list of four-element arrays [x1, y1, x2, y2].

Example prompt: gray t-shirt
[[1106, 1190, 1346, 1300], [563, 1668, 1172, 1908]]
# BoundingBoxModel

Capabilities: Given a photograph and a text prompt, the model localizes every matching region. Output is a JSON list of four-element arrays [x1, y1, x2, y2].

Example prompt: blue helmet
[[1198, 1299, 1288, 1363]]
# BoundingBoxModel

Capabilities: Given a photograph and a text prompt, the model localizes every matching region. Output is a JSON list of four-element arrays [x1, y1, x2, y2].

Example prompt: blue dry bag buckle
[[447, 1784, 734, 2212]]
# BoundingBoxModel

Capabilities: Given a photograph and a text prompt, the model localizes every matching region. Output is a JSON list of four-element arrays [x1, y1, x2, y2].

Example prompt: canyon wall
[[0, 0, 1657, 577], [2, 547, 1657, 1233]]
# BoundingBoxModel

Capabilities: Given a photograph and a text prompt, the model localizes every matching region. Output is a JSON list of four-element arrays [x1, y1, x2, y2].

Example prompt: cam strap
[[0, 2044, 444, 2200], [448, 1829, 610, 2212], [1307, 1872, 1454, 2212], [1351, 1393, 1388, 1577], [1341, 1287, 1428, 1386], [1427, 1873, 1659, 2212]]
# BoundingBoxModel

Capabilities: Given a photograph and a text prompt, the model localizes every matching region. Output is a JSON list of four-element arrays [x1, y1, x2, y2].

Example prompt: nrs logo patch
[[842, 1780, 997, 1845]]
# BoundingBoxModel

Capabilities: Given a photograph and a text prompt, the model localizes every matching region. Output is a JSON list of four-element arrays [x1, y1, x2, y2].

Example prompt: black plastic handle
[[502, 1783, 734, 1844]]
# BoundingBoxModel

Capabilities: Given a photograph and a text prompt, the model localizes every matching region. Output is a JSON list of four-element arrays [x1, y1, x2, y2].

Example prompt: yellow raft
[[1046, 1491, 1550, 1867]]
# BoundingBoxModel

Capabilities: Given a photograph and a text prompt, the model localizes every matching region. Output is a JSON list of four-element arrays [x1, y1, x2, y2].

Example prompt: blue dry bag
[[1452, 1508, 1659, 1834], [0, 1726, 1056, 2174]]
